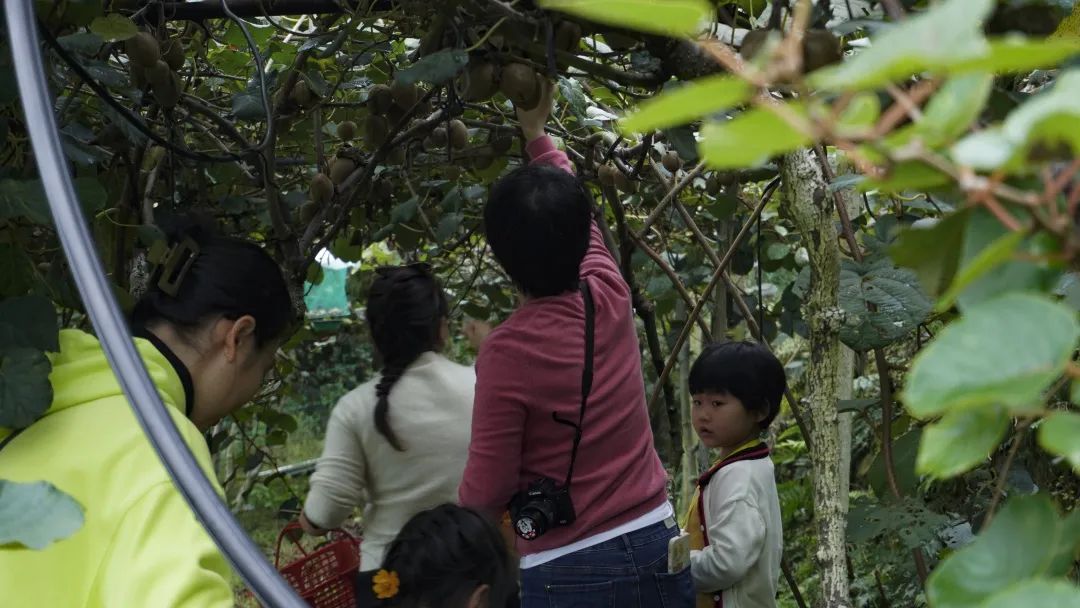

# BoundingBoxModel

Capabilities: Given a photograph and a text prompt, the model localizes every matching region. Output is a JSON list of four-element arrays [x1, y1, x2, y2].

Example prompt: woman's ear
[[466, 583, 490, 608], [222, 315, 258, 362]]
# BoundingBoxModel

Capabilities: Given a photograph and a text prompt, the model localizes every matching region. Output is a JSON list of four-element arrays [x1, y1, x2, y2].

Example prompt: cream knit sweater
[[303, 351, 475, 570]]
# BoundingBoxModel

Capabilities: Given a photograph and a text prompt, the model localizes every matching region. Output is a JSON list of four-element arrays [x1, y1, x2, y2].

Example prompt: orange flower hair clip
[[372, 569, 400, 600]]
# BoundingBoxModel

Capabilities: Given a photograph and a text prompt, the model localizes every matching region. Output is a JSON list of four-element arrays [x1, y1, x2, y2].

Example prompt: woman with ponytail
[[300, 264, 485, 572]]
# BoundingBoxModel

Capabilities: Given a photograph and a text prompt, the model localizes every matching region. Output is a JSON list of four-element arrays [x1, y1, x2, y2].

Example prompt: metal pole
[[4, 2, 305, 605]]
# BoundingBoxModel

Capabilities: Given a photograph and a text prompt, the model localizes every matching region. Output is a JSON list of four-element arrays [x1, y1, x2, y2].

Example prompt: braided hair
[[366, 264, 448, 452], [381, 504, 518, 608]]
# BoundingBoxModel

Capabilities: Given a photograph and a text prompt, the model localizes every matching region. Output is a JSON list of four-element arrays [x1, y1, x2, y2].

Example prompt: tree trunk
[[781, 149, 851, 608], [837, 346, 854, 514]]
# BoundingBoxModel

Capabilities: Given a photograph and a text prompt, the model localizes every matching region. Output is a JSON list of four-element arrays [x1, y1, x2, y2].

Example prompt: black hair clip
[[157, 236, 201, 297]]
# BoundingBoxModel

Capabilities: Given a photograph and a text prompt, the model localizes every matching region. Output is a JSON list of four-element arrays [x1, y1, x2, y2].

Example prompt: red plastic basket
[[274, 521, 362, 608]]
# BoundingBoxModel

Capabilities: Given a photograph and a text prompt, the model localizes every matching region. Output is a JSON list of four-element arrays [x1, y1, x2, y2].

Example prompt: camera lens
[[514, 508, 548, 540]]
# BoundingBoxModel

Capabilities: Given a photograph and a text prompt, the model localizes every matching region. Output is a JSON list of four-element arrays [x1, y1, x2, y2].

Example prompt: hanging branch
[[646, 179, 778, 412], [628, 232, 713, 337]]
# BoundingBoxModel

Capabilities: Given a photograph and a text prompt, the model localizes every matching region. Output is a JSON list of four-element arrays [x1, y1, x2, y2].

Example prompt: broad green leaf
[[1038, 411, 1080, 472], [952, 69, 1080, 171], [847, 496, 949, 550], [699, 103, 811, 169], [903, 293, 1079, 419], [809, 0, 995, 91], [916, 72, 995, 147], [868, 429, 922, 497], [539, 0, 712, 37], [980, 580, 1080, 608], [390, 197, 419, 223], [0, 480, 84, 550], [859, 160, 953, 194], [0, 348, 53, 429], [395, 49, 469, 86], [834, 93, 881, 137], [436, 212, 464, 242], [950, 37, 1080, 76], [89, 14, 138, 42], [795, 258, 932, 350], [0, 296, 59, 352], [916, 404, 1009, 478], [937, 230, 1025, 312], [621, 75, 752, 133], [0, 179, 50, 224], [927, 495, 1080, 608], [954, 209, 1059, 312], [890, 210, 969, 298]]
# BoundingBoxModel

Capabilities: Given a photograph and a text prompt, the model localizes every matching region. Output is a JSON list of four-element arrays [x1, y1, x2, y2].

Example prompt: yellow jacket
[[0, 329, 234, 607]]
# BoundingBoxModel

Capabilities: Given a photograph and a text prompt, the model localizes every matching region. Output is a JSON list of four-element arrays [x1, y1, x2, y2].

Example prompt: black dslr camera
[[509, 477, 576, 540]]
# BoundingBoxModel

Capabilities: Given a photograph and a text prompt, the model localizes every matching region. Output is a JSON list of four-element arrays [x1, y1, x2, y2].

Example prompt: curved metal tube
[[4, 2, 305, 605]]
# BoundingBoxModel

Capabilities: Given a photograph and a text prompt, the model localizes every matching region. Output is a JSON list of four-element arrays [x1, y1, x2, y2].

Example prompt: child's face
[[691, 390, 766, 450]]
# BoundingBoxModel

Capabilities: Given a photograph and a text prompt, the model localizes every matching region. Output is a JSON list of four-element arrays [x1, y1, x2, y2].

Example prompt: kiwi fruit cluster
[[459, 60, 543, 111], [598, 163, 636, 193], [126, 32, 186, 109]]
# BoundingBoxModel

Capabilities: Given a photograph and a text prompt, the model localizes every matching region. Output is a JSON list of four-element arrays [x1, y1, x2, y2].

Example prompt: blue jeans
[[520, 519, 694, 608]]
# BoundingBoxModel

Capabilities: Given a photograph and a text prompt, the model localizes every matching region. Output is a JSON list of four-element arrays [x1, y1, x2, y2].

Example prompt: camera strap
[[555, 279, 595, 489]]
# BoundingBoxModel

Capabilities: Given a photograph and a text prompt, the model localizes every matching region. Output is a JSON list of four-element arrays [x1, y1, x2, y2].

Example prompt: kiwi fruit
[[613, 170, 637, 193], [802, 30, 843, 73], [555, 21, 583, 52], [739, 29, 771, 62], [390, 79, 419, 109], [490, 134, 513, 155], [290, 80, 314, 107], [368, 84, 394, 115], [387, 146, 406, 165], [499, 63, 541, 111], [162, 39, 186, 71], [300, 201, 319, 224], [146, 60, 173, 88], [329, 157, 357, 185], [365, 115, 390, 148], [309, 173, 334, 204], [463, 61, 498, 101], [598, 163, 617, 187], [151, 72, 182, 109], [374, 178, 394, 200], [449, 119, 469, 150], [444, 165, 462, 181], [430, 126, 448, 148], [130, 64, 149, 90], [386, 105, 406, 127], [125, 32, 160, 68], [337, 120, 357, 141], [662, 151, 681, 173]]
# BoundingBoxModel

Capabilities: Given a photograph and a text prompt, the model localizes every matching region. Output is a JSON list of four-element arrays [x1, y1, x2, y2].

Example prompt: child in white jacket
[[683, 341, 785, 608]]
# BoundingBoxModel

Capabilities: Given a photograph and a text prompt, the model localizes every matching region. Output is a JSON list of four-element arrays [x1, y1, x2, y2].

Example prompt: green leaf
[[954, 209, 1059, 312], [395, 49, 469, 86], [890, 210, 969, 298], [859, 160, 953, 193], [980, 579, 1080, 608], [915, 72, 995, 147], [699, 103, 811, 169], [539, 0, 712, 37], [927, 495, 1080, 608], [1038, 411, 1080, 472], [0, 348, 54, 429], [869, 429, 922, 497], [952, 69, 1080, 172], [916, 404, 1009, 478], [847, 496, 950, 550], [937, 229, 1025, 312], [620, 75, 752, 134], [390, 198, 419, 223], [950, 37, 1080, 76], [809, 0, 995, 91], [835, 93, 881, 136], [0, 296, 59, 351], [0, 480, 84, 550], [0, 179, 50, 224], [88, 14, 138, 42], [903, 293, 1079, 419], [436, 212, 464, 242]]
